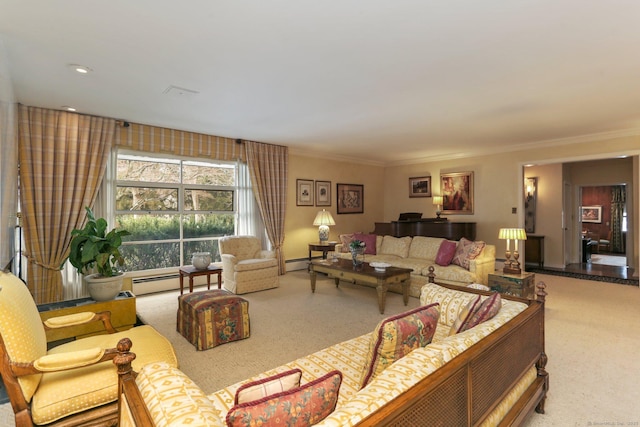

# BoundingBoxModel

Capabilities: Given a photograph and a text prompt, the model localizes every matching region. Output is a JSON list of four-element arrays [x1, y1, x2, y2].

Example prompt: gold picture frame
[[441, 172, 474, 214], [296, 179, 314, 206], [315, 181, 331, 206]]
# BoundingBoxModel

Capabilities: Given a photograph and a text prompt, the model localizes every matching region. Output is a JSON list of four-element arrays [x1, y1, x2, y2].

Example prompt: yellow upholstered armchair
[[218, 235, 279, 294], [0, 271, 177, 426]]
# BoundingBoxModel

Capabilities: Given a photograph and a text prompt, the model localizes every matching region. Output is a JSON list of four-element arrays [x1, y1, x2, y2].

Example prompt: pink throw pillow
[[435, 240, 457, 266], [354, 233, 377, 255]]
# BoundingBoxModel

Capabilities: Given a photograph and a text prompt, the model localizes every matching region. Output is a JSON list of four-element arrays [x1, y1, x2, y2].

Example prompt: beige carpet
[[1, 271, 639, 426]]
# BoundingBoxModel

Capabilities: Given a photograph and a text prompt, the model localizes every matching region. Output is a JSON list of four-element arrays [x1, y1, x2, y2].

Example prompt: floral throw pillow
[[339, 233, 356, 253], [360, 303, 440, 389], [451, 237, 486, 270], [234, 369, 302, 405], [226, 370, 342, 427]]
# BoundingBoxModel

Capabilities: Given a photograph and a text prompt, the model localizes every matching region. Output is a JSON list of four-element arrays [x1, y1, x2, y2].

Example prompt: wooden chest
[[488, 272, 535, 299]]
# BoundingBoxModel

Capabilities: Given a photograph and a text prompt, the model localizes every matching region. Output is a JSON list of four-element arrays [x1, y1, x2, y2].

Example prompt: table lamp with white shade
[[313, 209, 336, 243], [498, 228, 527, 274]]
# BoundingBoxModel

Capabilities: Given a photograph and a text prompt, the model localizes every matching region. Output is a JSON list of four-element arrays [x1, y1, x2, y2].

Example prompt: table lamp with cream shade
[[498, 228, 527, 274], [313, 209, 335, 243], [432, 196, 443, 219]]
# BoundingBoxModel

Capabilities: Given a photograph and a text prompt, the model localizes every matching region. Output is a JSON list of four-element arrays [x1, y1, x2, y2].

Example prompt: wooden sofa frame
[[113, 276, 548, 426]]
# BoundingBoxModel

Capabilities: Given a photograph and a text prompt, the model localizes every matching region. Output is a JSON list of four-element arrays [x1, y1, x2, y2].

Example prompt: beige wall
[[284, 153, 385, 261], [379, 135, 640, 271]]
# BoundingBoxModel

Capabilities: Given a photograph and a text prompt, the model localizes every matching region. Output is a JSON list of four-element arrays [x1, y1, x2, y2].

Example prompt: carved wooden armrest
[[43, 310, 117, 334], [114, 338, 155, 425]]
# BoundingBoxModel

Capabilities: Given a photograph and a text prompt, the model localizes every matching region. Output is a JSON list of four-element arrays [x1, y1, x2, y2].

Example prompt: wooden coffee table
[[309, 259, 412, 314]]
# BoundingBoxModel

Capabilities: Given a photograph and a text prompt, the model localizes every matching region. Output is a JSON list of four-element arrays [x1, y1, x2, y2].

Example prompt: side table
[[308, 242, 338, 270], [38, 291, 136, 342], [488, 272, 535, 299], [179, 265, 223, 295]]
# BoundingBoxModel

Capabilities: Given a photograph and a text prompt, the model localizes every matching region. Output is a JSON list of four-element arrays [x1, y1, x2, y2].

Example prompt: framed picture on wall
[[315, 181, 331, 206], [581, 206, 602, 223], [441, 171, 474, 214], [409, 176, 432, 197], [336, 183, 364, 214], [296, 179, 314, 206]]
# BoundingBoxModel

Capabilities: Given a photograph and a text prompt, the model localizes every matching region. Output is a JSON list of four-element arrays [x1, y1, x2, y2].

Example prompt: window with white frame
[[116, 152, 236, 272]]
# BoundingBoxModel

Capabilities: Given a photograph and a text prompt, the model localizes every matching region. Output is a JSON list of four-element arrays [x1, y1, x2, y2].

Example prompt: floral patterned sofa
[[335, 234, 496, 297], [115, 281, 547, 426]]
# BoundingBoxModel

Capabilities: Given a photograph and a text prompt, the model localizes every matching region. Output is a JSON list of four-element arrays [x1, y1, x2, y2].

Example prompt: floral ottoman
[[177, 290, 250, 350]]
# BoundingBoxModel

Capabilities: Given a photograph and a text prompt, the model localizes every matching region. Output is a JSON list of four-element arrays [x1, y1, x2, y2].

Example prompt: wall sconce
[[313, 209, 335, 243], [498, 228, 527, 275], [432, 196, 443, 219], [524, 177, 537, 233]]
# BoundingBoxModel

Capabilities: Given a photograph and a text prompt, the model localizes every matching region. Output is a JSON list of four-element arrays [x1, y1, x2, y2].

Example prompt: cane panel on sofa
[[218, 235, 279, 294], [0, 271, 177, 426]]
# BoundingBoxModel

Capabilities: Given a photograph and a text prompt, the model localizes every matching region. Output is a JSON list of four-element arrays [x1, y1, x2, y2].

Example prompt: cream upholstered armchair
[[218, 235, 279, 294], [0, 271, 177, 427]]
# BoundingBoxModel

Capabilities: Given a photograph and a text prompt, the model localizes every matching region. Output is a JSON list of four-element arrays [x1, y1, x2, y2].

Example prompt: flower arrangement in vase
[[349, 239, 366, 266]]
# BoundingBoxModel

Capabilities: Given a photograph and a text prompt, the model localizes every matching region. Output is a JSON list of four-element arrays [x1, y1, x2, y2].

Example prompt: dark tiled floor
[[527, 253, 637, 285], [560, 262, 634, 280]]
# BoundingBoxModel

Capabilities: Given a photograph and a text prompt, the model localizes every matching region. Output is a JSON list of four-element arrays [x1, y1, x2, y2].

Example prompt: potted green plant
[[68, 207, 131, 301]]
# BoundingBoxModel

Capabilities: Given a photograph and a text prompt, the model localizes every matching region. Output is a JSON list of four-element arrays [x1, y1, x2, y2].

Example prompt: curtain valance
[[115, 122, 246, 162]]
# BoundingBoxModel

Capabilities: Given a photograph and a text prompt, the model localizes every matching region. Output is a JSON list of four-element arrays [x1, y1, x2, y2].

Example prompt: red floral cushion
[[353, 233, 377, 255], [226, 371, 342, 427], [464, 293, 501, 331], [451, 237, 486, 270], [435, 240, 457, 266], [360, 303, 440, 389], [234, 369, 302, 405]]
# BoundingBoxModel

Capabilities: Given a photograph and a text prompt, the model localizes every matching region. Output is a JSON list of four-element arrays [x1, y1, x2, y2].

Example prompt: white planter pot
[[85, 273, 124, 301], [191, 252, 212, 270]]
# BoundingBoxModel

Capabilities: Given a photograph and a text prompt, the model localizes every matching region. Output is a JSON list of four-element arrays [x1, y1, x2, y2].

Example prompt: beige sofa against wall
[[334, 235, 496, 297]]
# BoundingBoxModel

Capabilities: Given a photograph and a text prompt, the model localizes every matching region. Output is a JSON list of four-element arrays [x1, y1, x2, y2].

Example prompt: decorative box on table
[[488, 272, 535, 299]]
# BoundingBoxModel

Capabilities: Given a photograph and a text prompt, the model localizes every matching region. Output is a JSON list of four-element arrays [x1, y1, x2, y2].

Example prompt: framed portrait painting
[[581, 206, 602, 223], [296, 179, 314, 206], [441, 172, 474, 214], [336, 183, 364, 214], [315, 181, 331, 206], [409, 176, 432, 197]]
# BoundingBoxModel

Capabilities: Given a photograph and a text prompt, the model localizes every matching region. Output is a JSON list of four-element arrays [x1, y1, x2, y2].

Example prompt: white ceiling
[[2, 1, 640, 164]]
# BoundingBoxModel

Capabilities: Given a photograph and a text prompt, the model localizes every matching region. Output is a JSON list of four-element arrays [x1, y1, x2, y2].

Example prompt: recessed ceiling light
[[61, 106, 76, 112], [68, 64, 92, 74]]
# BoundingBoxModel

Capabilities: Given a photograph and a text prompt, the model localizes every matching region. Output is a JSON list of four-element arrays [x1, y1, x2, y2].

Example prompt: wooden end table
[[309, 259, 412, 314], [179, 265, 223, 295]]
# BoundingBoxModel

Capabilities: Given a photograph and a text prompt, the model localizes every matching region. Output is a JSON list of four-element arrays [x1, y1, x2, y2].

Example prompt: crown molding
[[385, 128, 640, 167]]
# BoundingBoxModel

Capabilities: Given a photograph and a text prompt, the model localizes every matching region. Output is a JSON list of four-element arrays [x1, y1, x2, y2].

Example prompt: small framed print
[[581, 206, 602, 223], [316, 181, 331, 206], [337, 183, 364, 214], [409, 176, 432, 197], [296, 179, 314, 206]]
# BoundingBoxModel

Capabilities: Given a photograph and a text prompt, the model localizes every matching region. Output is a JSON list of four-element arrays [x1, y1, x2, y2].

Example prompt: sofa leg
[[535, 351, 549, 414]]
